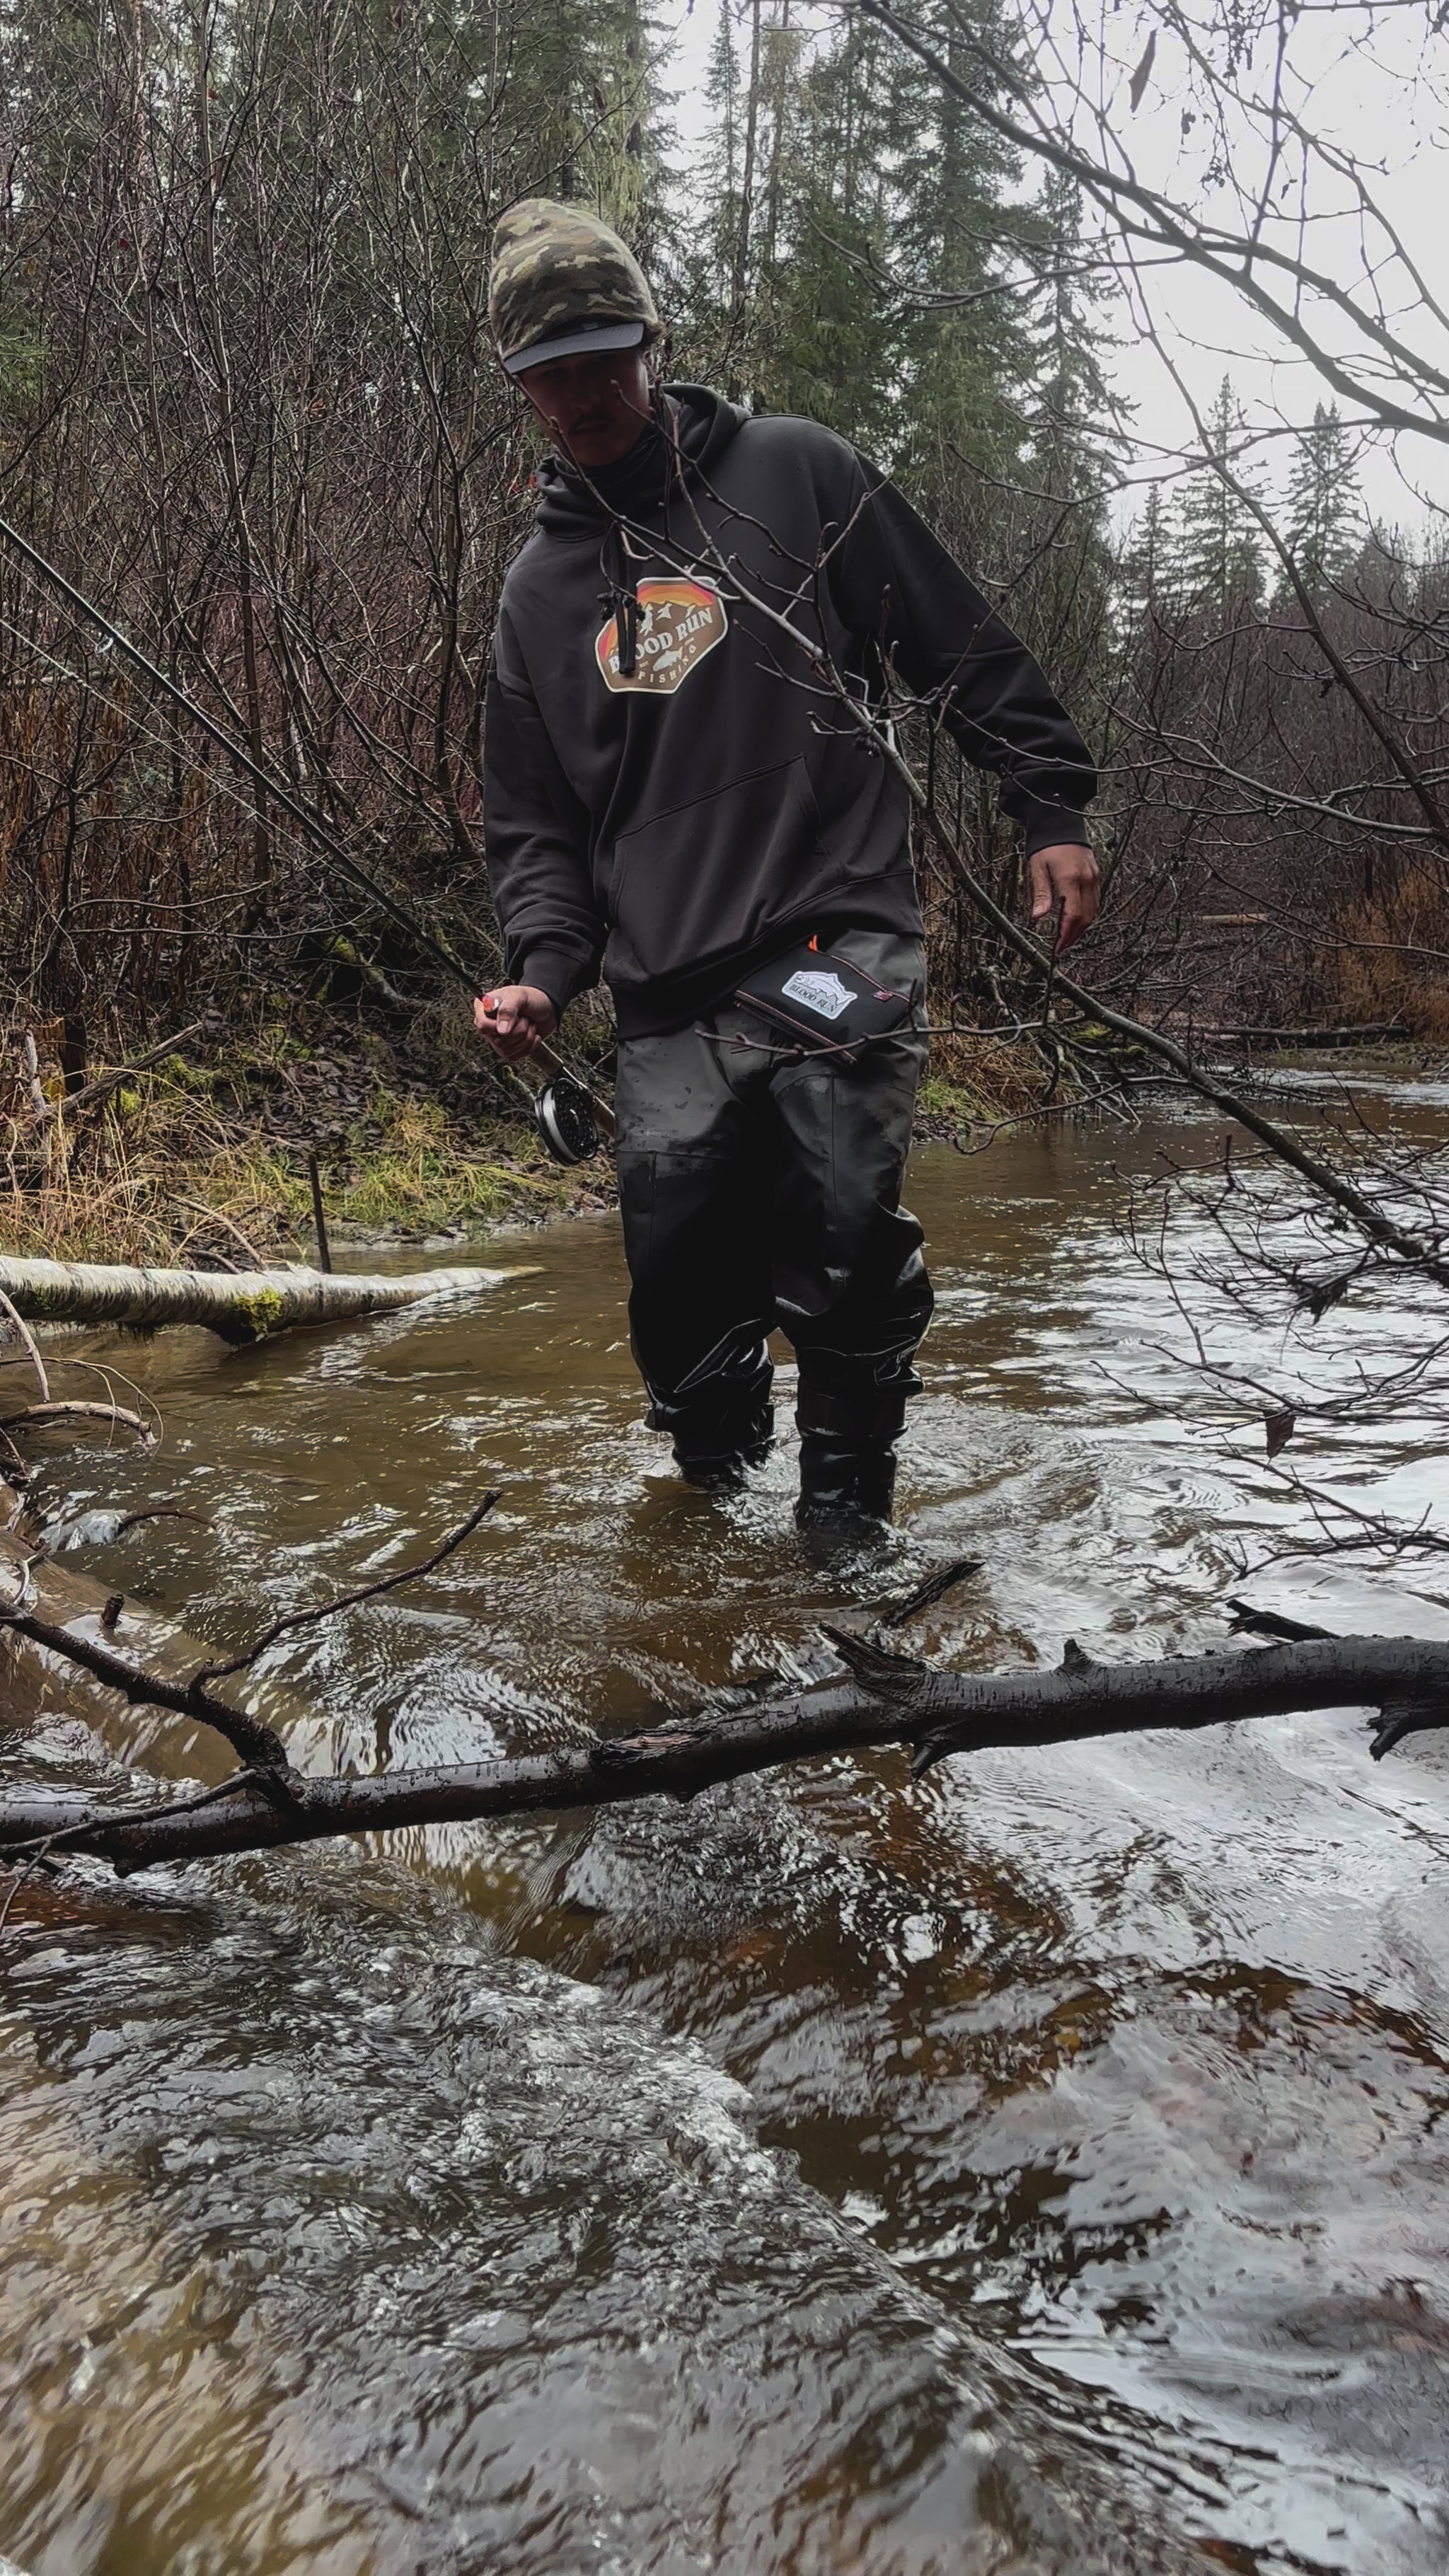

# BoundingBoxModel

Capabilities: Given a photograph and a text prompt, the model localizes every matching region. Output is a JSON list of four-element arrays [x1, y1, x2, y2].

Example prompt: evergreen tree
[[889, 0, 1034, 507], [1119, 483, 1172, 622], [680, 0, 1046, 475], [703, 0, 744, 308], [500, 0, 664, 247], [1283, 403, 1361, 597], [1021, 172, 1121, 497], [1167, 379, 1264, 610], [746, 13, 905, 453]]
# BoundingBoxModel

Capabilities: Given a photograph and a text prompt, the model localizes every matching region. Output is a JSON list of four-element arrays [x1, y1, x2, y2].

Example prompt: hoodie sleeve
[[835, 458, 1097, 855], [483, 613, 604, 1013]]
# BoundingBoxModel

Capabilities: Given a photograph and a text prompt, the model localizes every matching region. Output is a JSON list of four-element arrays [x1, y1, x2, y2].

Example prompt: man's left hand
[[1029, 843, 1100, 955]]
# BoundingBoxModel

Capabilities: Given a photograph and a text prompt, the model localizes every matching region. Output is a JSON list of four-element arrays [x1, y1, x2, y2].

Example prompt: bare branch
[[4, 1628, 1446, 1873]]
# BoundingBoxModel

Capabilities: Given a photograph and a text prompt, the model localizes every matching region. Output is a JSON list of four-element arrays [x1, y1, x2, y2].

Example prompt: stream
[[3, 1085, 1448, 2574]]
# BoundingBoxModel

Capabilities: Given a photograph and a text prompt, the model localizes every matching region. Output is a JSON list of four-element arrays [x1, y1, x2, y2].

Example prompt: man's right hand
[[474, 985, 558, 1063]]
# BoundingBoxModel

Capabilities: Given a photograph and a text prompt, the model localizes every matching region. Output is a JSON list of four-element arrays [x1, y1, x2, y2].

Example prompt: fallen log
[[1211, 1022, 1401, 1050], [3, 1626, 1446, 1874], [0, 1252, 522, 1343]]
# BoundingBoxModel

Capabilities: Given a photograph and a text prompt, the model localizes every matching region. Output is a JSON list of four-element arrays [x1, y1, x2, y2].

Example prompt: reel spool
[[534, 1070, 601, 1166], [478, 995, 613, 1164]]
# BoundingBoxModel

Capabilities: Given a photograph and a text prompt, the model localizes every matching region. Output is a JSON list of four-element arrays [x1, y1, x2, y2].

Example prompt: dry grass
[[0, 1038, 591, 1269], [1317, 869, 1449, 1043], [917, 1027, 1048, 1128]]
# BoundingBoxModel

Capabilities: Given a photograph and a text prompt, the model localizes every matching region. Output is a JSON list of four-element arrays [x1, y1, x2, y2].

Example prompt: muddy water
[[5, 1093, 1449, 2574]]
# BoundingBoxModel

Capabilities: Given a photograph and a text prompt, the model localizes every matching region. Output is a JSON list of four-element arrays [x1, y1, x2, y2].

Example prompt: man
[[477, 197, 1098, 1526]]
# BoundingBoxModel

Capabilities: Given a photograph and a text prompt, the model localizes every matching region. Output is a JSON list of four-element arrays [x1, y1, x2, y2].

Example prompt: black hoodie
[[483, 386, 1095, 1037]]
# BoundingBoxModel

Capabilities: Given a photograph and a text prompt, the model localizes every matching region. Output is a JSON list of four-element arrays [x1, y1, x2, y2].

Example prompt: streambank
[[3, 1008, 1064, 1268]]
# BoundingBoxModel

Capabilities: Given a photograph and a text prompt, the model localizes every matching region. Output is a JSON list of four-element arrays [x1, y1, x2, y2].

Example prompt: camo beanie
[[488, 198, 660, 377]]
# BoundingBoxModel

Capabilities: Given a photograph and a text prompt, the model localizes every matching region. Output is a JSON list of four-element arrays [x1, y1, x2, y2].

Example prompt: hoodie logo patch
[[596, 577, 727, 693]]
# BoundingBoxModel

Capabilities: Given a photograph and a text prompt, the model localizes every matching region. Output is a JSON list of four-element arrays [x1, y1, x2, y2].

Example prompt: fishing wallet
[[733, 941, 916, 1061]]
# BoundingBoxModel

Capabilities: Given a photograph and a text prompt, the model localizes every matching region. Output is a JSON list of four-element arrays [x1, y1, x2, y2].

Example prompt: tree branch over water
[[4, 1622, 1446, 1875]]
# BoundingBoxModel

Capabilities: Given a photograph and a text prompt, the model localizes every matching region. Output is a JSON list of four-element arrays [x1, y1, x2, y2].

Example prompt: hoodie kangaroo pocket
[[608, 758, 821, 983]]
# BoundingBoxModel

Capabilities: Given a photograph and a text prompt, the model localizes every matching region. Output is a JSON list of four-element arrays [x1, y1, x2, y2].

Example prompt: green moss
[[918, 1068, 1012, 1128], [161, 1053, 215, 1092], [215, 1283, 287, 1345]]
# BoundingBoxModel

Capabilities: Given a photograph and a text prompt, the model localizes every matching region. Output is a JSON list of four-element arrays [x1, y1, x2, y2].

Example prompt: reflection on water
[[5, 1095, 1449, 2572]]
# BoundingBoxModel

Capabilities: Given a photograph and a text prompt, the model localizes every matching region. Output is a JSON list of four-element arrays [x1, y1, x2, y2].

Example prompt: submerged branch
[[3, 1629, 1446, 1875], [2, 1604, 296, 1782]]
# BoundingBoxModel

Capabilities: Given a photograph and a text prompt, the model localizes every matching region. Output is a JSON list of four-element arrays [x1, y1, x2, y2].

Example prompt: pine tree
[[1283, 403, 1361, 597]]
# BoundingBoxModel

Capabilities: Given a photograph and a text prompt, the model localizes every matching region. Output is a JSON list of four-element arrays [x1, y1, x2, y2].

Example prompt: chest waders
[[612, 927, 933, 1528]]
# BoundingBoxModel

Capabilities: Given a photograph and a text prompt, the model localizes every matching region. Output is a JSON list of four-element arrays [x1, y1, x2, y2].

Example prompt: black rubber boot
[[793, 1379, 910, 1531], [795, 1433, 898, 1527], [671, 1402, 775, 1493]]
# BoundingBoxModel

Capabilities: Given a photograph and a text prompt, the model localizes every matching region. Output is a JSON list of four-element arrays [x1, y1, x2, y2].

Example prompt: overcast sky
[[659, 0, 1448, 543]]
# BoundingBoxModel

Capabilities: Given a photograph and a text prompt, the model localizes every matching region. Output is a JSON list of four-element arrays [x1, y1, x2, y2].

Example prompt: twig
[[0, 1287, 50, 1402], [877, 1555, 985, 1627], [40, 1024, 204, 1123], [0, 1602, 297, 1784], [0, 1399, 154, 1444], [174, 1198, 267, 1269], [306, 1150, 333, 1273], [190, 1491, 501, 1686], [1225, 1597, 1337, 1644], [19, 1032, 46, 1122], [112, 1503, 214, 1537]]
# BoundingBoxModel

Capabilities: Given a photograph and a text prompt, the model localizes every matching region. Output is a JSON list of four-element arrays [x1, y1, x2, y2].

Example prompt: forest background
[[0, 0, 1444, 1264]]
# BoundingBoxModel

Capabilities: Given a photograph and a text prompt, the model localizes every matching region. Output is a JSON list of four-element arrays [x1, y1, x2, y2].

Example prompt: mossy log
[[0, 1253, 515, 1344]]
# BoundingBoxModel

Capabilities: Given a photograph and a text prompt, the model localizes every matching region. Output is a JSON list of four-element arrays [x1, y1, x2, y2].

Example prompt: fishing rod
[[0, 509, 613, 1159]]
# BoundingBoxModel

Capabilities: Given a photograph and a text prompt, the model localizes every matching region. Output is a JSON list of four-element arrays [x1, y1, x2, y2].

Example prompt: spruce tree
[[890, 0, 1032, 507], [1021, 173, 1121, 498], [1119, 483, 1173, 623], [1283, 403, 1361, 598], [1167, 379, 1264, 611]]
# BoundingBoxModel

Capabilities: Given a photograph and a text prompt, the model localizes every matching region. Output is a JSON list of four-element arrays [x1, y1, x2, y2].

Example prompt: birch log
[[0, 1254, 521, 1343]]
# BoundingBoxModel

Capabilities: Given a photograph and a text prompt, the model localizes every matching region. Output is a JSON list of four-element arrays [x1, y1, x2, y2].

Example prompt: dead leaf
[[1129, 27, 1157, 110], [1264, 1407, 1296, 1458]]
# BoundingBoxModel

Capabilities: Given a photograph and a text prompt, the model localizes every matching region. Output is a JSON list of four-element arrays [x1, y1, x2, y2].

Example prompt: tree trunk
[[0, 1254, 519, 1343]]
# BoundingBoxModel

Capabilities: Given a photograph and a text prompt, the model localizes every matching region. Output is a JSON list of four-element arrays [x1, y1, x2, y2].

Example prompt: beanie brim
[[502, 318, 647, 378]]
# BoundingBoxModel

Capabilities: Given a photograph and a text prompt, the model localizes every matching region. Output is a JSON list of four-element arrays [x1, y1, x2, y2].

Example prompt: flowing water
[[4, 1084, 1449, 2575]]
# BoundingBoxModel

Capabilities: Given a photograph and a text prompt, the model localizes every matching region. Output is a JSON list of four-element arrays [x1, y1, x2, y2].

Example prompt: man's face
[[515, 345, 653, 468]]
